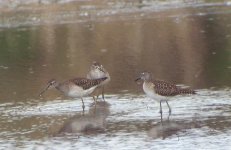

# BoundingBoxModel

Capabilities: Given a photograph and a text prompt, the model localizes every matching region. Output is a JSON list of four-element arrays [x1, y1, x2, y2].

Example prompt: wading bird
[[87, 61, 110, 101], [39, 76, 107, 111], [135, 72, 195, 115]]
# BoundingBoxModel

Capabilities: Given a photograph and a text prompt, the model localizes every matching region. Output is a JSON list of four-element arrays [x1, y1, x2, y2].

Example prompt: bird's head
[[135, 72, 152, 82], [39, 79, 58, 96], [90, 61, 105, 73]]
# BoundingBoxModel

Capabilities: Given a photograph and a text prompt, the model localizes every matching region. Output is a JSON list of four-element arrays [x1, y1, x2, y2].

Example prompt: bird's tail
[[94, 77, 108, 85], [178, 88, 196, 94], [98, 77, 107, 82]]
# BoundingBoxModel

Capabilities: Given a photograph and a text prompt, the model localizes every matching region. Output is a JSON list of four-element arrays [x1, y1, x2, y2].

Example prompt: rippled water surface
[[1, 91, 231, 149], [0, 0, 231, 149]]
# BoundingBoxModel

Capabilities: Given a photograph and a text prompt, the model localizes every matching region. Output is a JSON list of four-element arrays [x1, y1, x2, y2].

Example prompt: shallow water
[[0, 0, 231, 149], [1, 91, 231, 149]]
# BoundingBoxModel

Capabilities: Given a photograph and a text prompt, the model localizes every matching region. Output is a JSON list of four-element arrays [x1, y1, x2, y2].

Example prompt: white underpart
[[87, 69, 106, 79], [67, 86, 97, 98], [143, 82, 166, 102], [87, 69, 110, 86]]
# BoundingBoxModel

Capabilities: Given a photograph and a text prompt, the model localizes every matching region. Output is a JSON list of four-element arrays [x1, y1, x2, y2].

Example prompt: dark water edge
[[0, 1, 231, 28]]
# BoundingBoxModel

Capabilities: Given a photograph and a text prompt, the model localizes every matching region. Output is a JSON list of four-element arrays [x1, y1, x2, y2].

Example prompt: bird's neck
[[54, 82, 60, 89], [144, 78, 151, 82], [143, 80, 150, 88]]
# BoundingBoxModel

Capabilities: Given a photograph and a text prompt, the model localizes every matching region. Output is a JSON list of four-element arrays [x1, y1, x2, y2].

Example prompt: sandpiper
[[39, 77, 107, 111], [135, 72, 195, 114], [87, 61, 110, 101]]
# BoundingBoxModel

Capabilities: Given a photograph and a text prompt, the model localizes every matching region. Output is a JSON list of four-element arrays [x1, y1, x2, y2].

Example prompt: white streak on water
[[0, 90, 231, 149]]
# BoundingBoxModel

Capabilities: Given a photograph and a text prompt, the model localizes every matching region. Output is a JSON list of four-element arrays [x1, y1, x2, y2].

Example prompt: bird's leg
[[159, 100, 163, 114], [102, 87, 104, 101], [96, 95, 99, 101], [160, 111, 163, 122], [81, 98, 85, 112], [94, 88, 99, 101], [167, 113, 171, 121], [166, 100, 171, 115], [93, 96, 97, 106]]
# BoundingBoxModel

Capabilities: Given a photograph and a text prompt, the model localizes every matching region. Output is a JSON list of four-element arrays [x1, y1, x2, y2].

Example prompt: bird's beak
[[38, 84, 50, 97], [135, 77, 141, 82]]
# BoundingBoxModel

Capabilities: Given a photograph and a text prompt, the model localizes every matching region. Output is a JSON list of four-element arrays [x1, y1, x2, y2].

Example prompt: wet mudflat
[[0, 0, 231, 149], [1, 90, 231, 149]]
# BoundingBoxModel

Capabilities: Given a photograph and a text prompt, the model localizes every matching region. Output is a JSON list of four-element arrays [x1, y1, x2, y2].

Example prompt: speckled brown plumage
[[39, 77, 107, 112], [136, 71, 196, 115], [152, 80, 196, 96], [69, 77, 107, 90]]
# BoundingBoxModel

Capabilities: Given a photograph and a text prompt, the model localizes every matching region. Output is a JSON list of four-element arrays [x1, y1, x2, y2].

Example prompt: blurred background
[[0, 0, 231, 103]]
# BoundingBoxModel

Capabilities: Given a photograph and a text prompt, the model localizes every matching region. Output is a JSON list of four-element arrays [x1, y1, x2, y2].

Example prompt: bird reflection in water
[[57, 101, 110, 135], [148, 114, 201, 139]]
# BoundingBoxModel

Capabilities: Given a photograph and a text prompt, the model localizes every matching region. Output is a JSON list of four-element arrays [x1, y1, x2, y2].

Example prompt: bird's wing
[[71, 77, 106, 90], [70, 78, 92, 90], [152, 80, 179, 96]]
